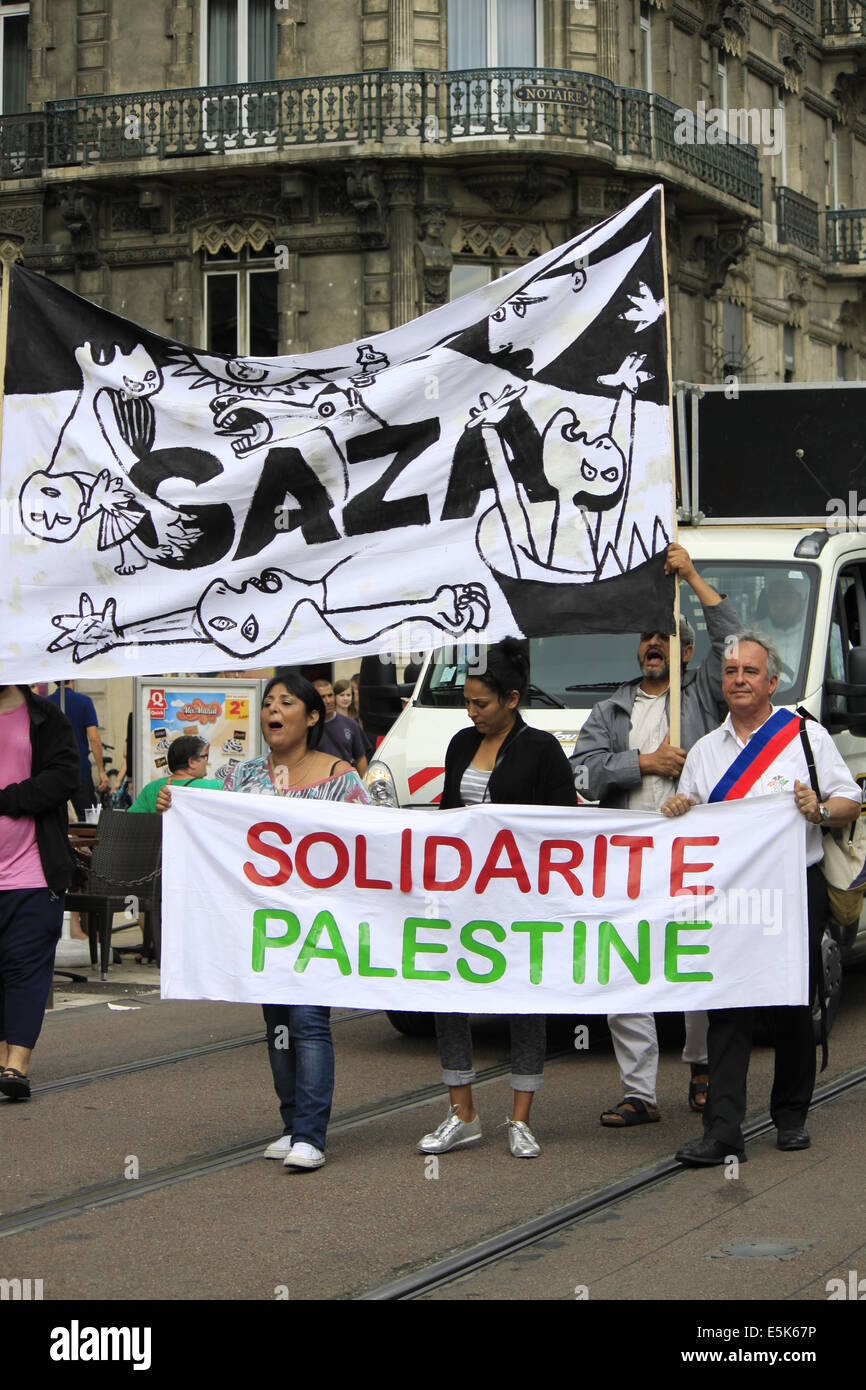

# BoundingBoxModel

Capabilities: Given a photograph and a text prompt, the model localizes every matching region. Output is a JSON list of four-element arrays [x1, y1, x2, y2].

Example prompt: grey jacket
[[571, 597, 741, 809]]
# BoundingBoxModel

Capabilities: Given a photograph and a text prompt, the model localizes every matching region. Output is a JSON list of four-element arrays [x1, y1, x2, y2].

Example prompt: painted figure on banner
[[3, 186, 675, 680]]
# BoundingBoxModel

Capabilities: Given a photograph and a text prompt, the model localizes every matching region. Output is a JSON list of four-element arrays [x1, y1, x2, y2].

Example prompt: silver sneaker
[[506, 1119, 541, 1158], [417, 1105, 482, 1154]]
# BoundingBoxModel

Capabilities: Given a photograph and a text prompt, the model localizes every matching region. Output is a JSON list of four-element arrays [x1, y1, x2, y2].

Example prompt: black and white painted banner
[[0, 186, 674, 683]]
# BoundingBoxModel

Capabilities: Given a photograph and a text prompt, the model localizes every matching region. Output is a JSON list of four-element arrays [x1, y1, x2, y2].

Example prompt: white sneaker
[[263, 1135, 293, 1159], [284, 1141, 325, 1170]]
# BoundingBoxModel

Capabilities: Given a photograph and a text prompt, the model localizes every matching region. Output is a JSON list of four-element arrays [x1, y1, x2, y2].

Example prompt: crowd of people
[[0, 545, 859, 1177]]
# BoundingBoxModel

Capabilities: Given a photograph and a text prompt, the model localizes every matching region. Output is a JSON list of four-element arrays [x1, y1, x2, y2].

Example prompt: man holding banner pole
[[572, 544, 740, 1125], [663, 632, 860, 1165]]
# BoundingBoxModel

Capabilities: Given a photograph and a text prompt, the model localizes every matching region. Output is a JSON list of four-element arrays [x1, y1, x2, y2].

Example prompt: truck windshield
[[417, 561, 818, 708]]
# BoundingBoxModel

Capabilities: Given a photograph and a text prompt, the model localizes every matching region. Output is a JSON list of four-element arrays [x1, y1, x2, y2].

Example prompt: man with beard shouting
[[571, 544, 740, 1127]]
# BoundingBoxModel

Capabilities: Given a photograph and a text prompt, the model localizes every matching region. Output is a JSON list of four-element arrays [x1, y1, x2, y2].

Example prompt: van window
[[824, 564, 866, 724], [416, 561, 818, 708]]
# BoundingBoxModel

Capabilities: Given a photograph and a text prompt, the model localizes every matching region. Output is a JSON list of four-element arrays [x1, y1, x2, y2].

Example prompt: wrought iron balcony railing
[[0, 111, 46, 180], [777, 186, 820, 253], [781, 0, 816, 24], [620, 88, 762, 208], [35, 69, 762, 208], [43, 69, 621, 164], [825, 208, 866, 263], [822, 0, 866, 36], [1, 71, 762, 211]]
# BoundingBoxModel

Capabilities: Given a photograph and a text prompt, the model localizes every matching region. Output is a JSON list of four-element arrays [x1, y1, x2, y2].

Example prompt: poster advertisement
[[135, 678, 262, 788]]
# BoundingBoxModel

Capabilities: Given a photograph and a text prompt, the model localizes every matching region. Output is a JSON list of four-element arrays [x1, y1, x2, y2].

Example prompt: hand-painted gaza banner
[[160, 789, 808, 1012], [0, 187, 675, 683]]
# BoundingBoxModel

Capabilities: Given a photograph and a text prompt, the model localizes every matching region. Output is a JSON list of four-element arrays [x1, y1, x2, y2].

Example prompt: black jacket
[[0, 687, 79, 894], [440, 713, 578, 809]]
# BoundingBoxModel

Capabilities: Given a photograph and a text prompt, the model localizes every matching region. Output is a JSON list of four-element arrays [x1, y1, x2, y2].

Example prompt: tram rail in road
[[29, 1008, 380, 1097], [0, 1051, 525, 1239], [354, 1061, 866, 1301]]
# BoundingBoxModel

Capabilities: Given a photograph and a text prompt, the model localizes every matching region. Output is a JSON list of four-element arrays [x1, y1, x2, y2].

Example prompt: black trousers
[[704, 863, 828, 1150], [71, 777, 96, 821], [0, 888, 65, 1049]]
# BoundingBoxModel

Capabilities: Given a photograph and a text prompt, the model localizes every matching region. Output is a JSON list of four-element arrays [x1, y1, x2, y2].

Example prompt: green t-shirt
[[129, 775, 223, 814]]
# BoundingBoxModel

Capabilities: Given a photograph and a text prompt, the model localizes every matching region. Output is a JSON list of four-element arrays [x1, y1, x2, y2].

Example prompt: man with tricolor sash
[[662, 631, 860, 1166]]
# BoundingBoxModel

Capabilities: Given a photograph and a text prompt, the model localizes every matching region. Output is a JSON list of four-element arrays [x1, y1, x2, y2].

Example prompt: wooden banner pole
[[657, 186, 681, 746], [0, 238, 23, 492]]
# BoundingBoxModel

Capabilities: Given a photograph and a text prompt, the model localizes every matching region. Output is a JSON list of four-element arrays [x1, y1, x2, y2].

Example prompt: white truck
[[363, 382, 866, 1032]]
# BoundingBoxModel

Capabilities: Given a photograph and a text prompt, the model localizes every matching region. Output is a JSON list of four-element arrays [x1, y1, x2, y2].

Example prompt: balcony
[[825, 208, 866, 264], [0, 111, 46, 180], [620, 88, 762, 208], [822, 0, 866, 38], [776, 187, 820, 254], [0, 70, 762, 212], [782, 0, 817, 23]]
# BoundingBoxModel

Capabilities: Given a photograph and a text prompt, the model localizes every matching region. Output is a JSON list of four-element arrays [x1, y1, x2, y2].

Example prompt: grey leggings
[[435, 1013, 546, 1092]]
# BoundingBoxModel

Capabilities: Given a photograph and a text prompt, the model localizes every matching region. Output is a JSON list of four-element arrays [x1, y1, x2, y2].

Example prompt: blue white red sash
[[708, 709, 801, 803]]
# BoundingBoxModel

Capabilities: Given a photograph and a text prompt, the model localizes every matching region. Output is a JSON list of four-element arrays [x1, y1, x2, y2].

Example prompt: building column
[[386, 167, 418, 327], [597, 0, 619, 84], [389, 0, 415, 71]]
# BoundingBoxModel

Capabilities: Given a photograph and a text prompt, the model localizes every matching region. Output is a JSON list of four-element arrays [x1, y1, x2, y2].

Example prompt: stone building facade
[[1, 0, 864, 752]]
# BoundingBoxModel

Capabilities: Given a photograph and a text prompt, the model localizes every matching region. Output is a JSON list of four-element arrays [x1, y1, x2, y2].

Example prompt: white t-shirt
[[678, 711, 861, 866], [628, 687, 674, 813]]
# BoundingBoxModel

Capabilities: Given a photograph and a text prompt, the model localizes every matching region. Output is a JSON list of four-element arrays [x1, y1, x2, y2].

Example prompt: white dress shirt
[[677, 711, 861, 867]]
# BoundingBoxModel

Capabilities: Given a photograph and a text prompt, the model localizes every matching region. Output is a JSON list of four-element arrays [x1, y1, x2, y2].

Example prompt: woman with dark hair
[[157, 673, 369, 1170], [417, 638, 577, 1160]]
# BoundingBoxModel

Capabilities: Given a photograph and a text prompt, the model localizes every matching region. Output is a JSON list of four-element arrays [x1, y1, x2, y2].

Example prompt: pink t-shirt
[[0, 701, 47, 890]]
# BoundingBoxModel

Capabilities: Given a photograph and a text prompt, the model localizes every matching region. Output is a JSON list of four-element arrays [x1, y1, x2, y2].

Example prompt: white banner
[[1, 187, 674, 683], [161, 789, 808, 1013]]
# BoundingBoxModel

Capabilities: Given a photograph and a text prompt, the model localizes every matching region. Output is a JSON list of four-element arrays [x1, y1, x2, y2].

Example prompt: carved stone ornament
[[679, 214, 754, 298], [0, 234, 24, 266], [279, 173, 312, 222], [779, 34, 807, 94], [452, 222, 551, 260], [461, 165, 569, 217], [345, 164, 386, 246], [174, 180, 282, 232], [191, 219, 276, 255], [833, 65, 866, 126], [59, 189, 102, 268], [416, 208, 452, 306], [783, 266, 809, 307], [0, 204, 42, 246], [703, 1, 750, 58], [838, 297, 866, 346]]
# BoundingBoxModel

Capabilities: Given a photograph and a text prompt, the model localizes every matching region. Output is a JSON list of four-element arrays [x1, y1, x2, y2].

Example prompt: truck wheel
[[387, 1010, 435, 1038], [813, 929, 842, 1044]]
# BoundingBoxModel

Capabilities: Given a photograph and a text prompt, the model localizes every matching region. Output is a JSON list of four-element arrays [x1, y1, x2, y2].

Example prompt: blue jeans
[[262, 1004, 334, 1151]]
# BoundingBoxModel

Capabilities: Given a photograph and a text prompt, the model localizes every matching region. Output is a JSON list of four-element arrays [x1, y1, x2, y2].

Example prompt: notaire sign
[[161, 788, 808, 1014]]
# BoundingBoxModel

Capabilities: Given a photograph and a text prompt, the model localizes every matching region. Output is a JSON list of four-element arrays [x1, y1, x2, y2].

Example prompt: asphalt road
[[2, 972, 865, 1303]]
